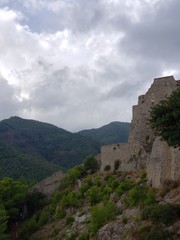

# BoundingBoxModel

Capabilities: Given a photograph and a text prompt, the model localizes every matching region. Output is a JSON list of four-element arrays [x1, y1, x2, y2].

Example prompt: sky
[[0, 0, 180, 131]]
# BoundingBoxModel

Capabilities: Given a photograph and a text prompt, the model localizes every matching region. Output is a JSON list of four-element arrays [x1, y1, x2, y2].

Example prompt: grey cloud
[[121, 0, 180, 62], [0, 76, 21, 119], [1, 0, 180, 131], [4, 0, 106, 33]]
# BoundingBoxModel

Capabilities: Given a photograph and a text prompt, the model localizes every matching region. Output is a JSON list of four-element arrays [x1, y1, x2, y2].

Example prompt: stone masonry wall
[[128, 76, 179, 152], [100, 75, 180, 187], [100, 143, 146, 172]]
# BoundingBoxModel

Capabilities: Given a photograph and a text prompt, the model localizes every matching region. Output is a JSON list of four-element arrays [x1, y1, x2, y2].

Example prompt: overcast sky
[[0, 0, 180, 131]]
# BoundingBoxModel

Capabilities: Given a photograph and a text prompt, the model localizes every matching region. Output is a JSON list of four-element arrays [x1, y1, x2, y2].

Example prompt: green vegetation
[[0, 204, 8, 240], [0, 160, 177, 240], [149, 88, 180, 147], [136, 225, 172, 240], [83, 155, 99, 173], [78, 121, 130, 145], [0, 116, 100, 181], [19, 162, 172, 240], [0, 140, 61, 182], [0, 178, 28, 238], [0, 178, 28, 219], [125, 186, 156, 207], [89, 201, 116, 235], [141, 203, 180, 225]]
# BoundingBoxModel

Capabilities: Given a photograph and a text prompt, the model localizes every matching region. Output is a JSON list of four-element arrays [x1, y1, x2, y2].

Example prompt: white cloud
[[0, 1, 179, 131]]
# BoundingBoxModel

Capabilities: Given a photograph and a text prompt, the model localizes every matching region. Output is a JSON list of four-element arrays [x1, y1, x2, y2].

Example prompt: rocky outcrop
[[30, 170, 65, 197]]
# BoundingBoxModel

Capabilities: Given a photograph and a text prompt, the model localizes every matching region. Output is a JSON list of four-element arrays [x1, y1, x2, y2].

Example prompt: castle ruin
[[100, 76, 180, 188]]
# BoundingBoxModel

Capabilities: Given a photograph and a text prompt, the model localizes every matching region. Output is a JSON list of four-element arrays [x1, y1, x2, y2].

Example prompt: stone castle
[[100, 76, 180, 188]]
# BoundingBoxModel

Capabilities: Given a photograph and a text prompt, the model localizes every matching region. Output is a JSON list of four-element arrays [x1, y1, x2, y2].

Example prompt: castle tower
[[128, 76, 179, 152]]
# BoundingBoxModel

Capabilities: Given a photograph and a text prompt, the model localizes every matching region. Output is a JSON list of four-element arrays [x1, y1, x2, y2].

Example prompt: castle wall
[[100, 143, 146, 172], [147, 138, 172, 188], [128, 76, 178, 152], [100, 75, 180, 188]]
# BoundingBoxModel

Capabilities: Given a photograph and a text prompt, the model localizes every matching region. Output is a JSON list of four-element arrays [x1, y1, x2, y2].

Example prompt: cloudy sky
[[0, 0, 180, 131]]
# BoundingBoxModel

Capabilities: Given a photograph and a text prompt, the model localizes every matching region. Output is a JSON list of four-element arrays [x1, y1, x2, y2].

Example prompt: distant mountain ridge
[[0, 116, 100, 181], [78, 121, 130, 145], [0, 117, 130, 181]]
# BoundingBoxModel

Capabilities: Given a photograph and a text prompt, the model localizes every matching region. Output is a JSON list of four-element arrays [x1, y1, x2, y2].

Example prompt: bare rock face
[[97, 220, 137, 240], [164, 186, 180, 204], [30, 171, 65, 197]]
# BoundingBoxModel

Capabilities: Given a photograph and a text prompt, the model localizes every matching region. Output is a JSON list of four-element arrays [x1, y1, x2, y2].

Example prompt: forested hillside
[[78, 121, 130, 145], [0, 117, 100, 181]]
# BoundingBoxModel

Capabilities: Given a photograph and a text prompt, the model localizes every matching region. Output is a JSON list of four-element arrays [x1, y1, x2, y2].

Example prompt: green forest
[[0, 117, 129, 181]]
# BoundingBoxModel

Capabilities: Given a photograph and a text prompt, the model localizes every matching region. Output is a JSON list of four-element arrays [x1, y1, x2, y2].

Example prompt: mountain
[[0, 116, 100, 181], [78, 121, 130, 146]]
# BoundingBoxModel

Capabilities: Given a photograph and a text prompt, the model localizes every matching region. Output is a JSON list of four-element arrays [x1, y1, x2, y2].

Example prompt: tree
[[83, 155, 98, 173], [0, 204, 8, 240], [149, 88, 180, 147], [0, 178, 28, 220]]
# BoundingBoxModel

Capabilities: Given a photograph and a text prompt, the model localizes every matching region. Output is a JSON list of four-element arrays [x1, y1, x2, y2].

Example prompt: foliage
[[26, 190, 47, 215], [66, 215, 74, 226], [0, 177, 28, 220], [136, 225, 172, 240], [0, 140, 61, 182], [83, 155, 98, 173], [115, 179, 135, 196], [89, 201, 116, 235], [38, 209, 49, 227], [78, 232, 90, 240], [149, 88, 180, 147], [125, 185, 156, 207], [55, 207, 66, 220], [0, 204, 8, 240], [78, 121, 130, 145], [20, 216, 39, 240], [87, 186, 104, 206], [141, 203, 180, 225], [0, 116, 100, 181]]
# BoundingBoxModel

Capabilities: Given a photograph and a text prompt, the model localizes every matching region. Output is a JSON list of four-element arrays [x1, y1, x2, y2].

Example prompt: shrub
[[78, 232, 90, 240], [87, 186, 103, 206], [38, 209, 49, 226], [55, 207, 66, 220], [66, 215, 74, 226], [125, 185, 156, 207], [115, 179, 135, 196], [141, 203, 180, 225], [79, 177, 93, 197], [51, 227, 59, 237], [20, 217, 39, 239], [89, 201, 116, 235], [136, 225, 172, 240], [84, 155, 98, 173]]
